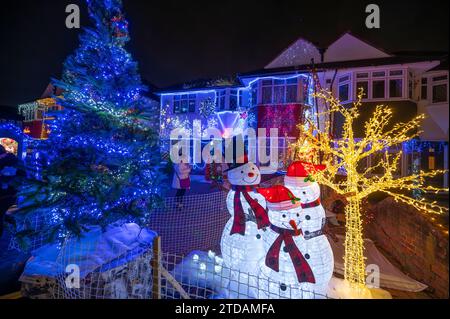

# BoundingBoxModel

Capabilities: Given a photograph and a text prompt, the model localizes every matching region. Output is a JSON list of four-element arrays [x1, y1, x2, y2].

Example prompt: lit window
[[431, 75, 448, 103], [356, 73, 369, 79], [339, 84, 349, 101], [251, 83, 258, 106], [259, 78, 299, 105], [421, 78, 428, 100], [173, 95, 181, 114], [273, 79, 286, 104], [286, 84, 298, 103], [217, 90, 226, 110], [262, 85, 272, 104], [428, 147, 435, 170], [389, 70, 403, 76], [389, 79, 403, 98], [372, 80, 385, 99], [301, 77, 310, 103], [372, 71, 386, 77], [188, 94, 196, 113], [338, 75, 351, 102], [229, 90, 238, 110], [432, 84, 448, 103], [408, 73, 414, 99], [173, 94, 196, 114]]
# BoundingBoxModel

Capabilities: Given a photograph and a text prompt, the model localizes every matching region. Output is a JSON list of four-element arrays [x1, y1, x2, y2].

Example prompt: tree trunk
[[344, 197, 366, 287]]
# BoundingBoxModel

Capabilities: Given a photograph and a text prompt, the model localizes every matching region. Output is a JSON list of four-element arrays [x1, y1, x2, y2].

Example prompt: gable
[[265, 38, 322, 69], [324, 33, 391, 63]]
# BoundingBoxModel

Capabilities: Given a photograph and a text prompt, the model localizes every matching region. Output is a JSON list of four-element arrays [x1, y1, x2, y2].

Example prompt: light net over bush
[[17, 179, 332, 299]]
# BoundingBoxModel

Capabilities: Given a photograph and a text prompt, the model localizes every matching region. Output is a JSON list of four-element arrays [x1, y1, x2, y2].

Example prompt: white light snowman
[[220, 154, 270, 276], [256, 185, 316, 299], [284, 161, 334, 297]]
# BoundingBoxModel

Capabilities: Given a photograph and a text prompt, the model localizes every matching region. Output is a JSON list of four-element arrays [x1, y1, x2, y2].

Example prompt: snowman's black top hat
[[223, 135, 249, 173]]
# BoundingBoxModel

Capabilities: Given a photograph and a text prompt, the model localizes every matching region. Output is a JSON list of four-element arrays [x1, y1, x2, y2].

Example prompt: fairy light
[[299, 89, 449, 291]]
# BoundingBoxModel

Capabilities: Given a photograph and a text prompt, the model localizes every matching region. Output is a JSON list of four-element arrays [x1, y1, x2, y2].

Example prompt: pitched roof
[[323, 32, 392, 63], [265, 37, 322, 69], [155, 76, 244, 94], [41, 83, 63, 99], [265, 32, 394, 69], [241, 54, 448, 78], [428, 58, 449, 72]]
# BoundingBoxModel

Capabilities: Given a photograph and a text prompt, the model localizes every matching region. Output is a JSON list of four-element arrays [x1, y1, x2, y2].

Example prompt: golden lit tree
[[300, 89, 448, 295]]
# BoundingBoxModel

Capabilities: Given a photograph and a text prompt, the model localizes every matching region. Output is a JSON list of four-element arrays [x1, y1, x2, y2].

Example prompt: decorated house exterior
[[158, 32, 449, 186], [157, 74, 316, 172], [18, 84, 64, 140]]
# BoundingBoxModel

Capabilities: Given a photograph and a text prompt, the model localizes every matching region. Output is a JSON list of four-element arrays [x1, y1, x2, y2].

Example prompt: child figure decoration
[[220, 152, 270, 274], [257, 185, 316, 299], [284, 161, 334, 297]]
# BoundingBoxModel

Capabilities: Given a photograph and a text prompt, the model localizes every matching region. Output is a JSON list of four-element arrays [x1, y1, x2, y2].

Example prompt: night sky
[[0, 0, 448, 107]]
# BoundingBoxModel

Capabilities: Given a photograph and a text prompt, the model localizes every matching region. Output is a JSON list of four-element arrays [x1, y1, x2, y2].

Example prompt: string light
[[298, 89, 448, 292]]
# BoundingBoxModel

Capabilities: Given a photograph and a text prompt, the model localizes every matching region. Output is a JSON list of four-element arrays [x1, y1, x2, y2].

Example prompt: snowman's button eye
[[241, 171, 244, 174], [282, 214, 286, 218], [302, 191, 306, 195], [305, 215, 311, 220], [296, 213, 300, 217]]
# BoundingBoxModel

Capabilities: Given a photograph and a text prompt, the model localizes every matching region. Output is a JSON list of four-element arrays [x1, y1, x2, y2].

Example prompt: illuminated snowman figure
[[284, 161, 334, 297], [256, 185, 316, 299], [220, 155, 270, 275]]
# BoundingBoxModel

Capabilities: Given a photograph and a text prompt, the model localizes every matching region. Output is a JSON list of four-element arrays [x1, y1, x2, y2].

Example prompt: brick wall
[[364, 197, 448, 299]]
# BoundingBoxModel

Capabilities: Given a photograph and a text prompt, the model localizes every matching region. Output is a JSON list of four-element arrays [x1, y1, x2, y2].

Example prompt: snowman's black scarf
[[266, 224, 316, 284], [230, 185, 270, 235]]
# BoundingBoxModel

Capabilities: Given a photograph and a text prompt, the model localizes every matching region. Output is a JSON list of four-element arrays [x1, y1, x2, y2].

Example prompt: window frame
[[173, 94, 197, 114], [259, 77, 300, 105], [338, 74, 352, 103], [421, 77, 428, 101], [431, 74, 448, 104]]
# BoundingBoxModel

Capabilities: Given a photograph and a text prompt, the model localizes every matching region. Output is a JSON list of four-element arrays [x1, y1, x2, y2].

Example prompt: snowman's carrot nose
[[289, 220, 301, 236]]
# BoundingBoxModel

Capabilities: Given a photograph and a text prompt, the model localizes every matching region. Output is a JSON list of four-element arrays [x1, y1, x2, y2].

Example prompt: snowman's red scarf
[[231, 185, 270, 235], [265, 224, 316, 284], [301, 198, 321, 209]]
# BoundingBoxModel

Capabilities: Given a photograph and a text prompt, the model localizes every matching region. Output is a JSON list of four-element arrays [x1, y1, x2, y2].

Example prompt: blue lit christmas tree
[[15, 0, 167, 244]]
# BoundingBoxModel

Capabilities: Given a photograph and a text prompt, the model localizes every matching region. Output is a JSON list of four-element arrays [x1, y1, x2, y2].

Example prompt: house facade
[[158, 32, 448, 186], [18, 84, 64, 140]]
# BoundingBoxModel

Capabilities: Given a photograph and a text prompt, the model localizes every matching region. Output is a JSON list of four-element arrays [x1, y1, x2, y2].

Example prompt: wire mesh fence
[[9, 190, 229, 255], [42, 244, 329, 300], [12, 176, 331, 299], [7, 209, 57, 253], [147, 191, 229, 256], [159, 250, 329, 299]]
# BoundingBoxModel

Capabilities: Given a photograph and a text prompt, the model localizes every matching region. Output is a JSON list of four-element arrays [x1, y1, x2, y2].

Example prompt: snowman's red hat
[[257, 185, 301, 211], [285, 161, 326, 188]]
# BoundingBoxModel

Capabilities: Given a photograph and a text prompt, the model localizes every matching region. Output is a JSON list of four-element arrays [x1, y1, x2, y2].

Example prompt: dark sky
[[0, 0, 448, 107]]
